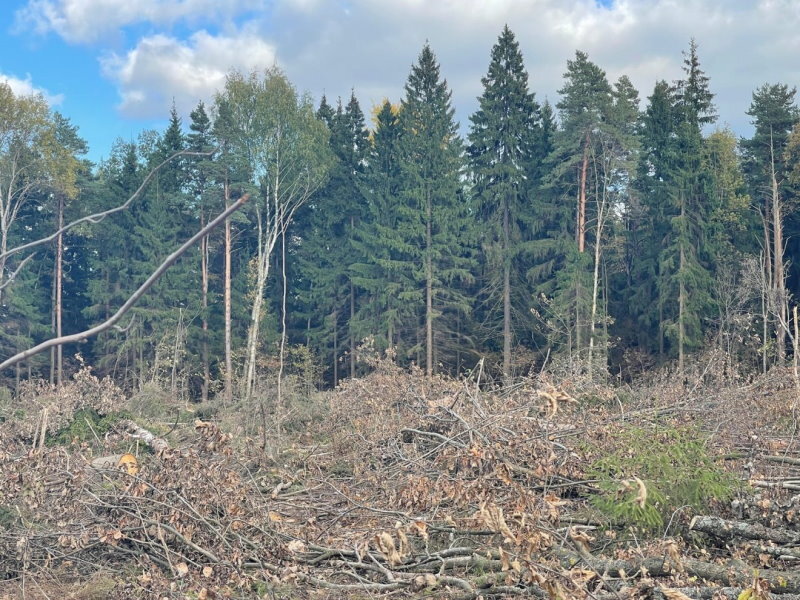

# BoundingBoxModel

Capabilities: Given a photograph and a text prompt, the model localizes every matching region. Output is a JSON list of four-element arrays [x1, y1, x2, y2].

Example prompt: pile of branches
[[2, 364, 800, 598]]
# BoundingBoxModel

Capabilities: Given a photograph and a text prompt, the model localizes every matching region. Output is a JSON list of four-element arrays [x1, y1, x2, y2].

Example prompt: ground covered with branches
[[3, 358, 800, 599]]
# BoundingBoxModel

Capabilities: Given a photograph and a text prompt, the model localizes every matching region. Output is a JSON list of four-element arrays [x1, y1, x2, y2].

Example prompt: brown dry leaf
[[175, 562, 189, 578], [202, 566, 213, 578], [569, 527, 593, 553], [413, 520, 429, 541], [397, 528, 410, 557], [375, 531, 402, 566], [544, 493, 567, 520], [478, 503, 517, 544], [499, 546, 511, 571], [495, 463, 514, 485], [633, 476, 647, 508], [660, 590, 693, 600]]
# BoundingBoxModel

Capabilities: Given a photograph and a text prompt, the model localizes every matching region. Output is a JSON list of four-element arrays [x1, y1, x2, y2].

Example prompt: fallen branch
[[0, 194, 249, 372], [0, 150, 213, 263]]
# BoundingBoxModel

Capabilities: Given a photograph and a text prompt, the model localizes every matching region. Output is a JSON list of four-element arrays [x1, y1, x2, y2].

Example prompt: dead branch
[[0, 252, 35, 292], [0, 194, 248, 372], [0, 150, 213, 264]]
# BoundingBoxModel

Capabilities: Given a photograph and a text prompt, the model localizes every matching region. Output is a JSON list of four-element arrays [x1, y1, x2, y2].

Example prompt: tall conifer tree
[[468, 25, 542, 381], [399, 44, 474, 376]]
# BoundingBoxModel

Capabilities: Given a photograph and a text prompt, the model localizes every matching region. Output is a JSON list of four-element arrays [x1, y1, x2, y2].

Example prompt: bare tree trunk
[[333, 309, 339, 387], [277, 229, 287, 407], [55, 195, 63, 387], [679, 243, 686, 379], [224, 182, 233, 405], [771, 135, 786, 363], [350, 215, 356, 379], [426, 188, 433, 378], [171, 308, 182, 399], [577, 133, 589, 254], [50, 255, 56, 386], [589, 214, 603, 380], [200, 210, 209, 403], [243, 213, 270, 403], [502, 193, 511, 384]]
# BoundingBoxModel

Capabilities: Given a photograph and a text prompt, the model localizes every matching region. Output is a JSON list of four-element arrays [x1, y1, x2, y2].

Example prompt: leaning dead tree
[[0, 193, 248, 372]]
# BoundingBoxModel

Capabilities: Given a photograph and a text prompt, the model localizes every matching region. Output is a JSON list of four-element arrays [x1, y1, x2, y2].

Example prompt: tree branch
[[0, 193, 248, 372], [0, 252, 35, 291], [0, 150, 213, 263]]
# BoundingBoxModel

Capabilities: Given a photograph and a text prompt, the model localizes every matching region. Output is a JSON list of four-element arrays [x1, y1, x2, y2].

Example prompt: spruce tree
[[628, 80, 677, 355], [667, 40, 717, 374], [295, 94, 369, 384], [399, 44, 474, 376], [468, 25, 542, 381], [350, 100, 416, 361]]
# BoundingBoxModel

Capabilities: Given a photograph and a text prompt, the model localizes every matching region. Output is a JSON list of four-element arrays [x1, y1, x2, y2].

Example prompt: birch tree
[[215, 69, 331, 401]]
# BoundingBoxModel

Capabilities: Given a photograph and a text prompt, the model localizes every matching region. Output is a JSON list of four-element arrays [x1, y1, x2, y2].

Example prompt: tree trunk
[[350, 215, 356, 379], [55, 195, 63, 387], [425, 187, 433, 378], [576, 132, 589, 253], [200, 210, 209, 404], [333, 309, 339, 387], [223, 182, 233, 405], [502, 193, 511, 384], [278, 229, 287, 406], [243, 218, 271, 403], [50, 254, 56, 386], [589, 212, 603, 381], [679, 243, 686, 379], [771, 136, 786, 363]]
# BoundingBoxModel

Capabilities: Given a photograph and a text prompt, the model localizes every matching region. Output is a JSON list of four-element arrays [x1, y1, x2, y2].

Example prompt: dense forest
[[2, 28, 799, 396]]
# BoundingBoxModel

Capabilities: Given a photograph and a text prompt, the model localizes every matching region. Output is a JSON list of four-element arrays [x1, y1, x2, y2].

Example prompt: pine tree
[[399, 44, 474, 376], [468, 25, 542, 381], [539, 51, 613, 367]]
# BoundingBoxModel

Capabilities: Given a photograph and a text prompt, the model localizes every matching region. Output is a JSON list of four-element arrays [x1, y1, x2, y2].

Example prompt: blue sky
[[2, 0, 800, 164]]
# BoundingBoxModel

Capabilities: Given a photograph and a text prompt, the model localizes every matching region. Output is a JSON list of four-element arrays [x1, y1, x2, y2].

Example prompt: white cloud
[[100, 28, 276, 118], [15, 0, 800, 138], [262, 0, 800, 136], [0, 72, 64, 105], [15, 0, 264, 43]]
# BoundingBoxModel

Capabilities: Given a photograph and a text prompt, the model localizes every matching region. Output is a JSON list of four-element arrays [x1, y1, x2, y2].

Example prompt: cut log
[[555, 548, 800, 594], [653, 588, 800, 600], [117, 418, 170, 454], [690, 515, 800, 545]]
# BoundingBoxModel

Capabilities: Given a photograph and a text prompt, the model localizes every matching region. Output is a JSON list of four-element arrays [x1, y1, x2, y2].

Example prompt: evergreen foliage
[[3, 33, 800, 393]]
